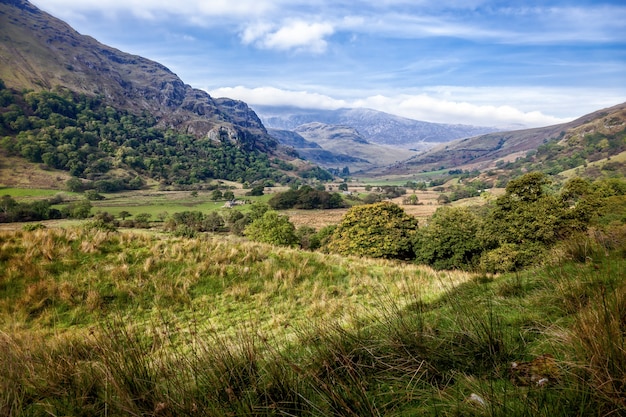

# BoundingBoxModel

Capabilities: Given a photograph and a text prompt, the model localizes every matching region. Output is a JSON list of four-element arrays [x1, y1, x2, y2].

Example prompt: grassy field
[[0, 187, 76, 199], [1, 225, 625, 416]]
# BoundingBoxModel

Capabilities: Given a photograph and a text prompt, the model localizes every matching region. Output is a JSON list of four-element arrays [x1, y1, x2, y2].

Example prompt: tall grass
[[0, 226, 625, 415]]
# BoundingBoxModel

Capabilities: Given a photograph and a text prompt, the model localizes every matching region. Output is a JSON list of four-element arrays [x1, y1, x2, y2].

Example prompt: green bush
[[326, 202, 418, 260], [414, 206, 483, 270], [244, 210, 298, 246]]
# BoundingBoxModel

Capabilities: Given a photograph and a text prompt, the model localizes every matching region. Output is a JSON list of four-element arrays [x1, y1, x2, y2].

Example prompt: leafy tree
[[244, 210, 298, 246], [338, 183, 348, 191], [64, 199, 92, 219], [203, 212, 225, 232], [296, 226, 321, 250], [268, 189, 299, 210], [248, 202, 270, 221], [437, 194, 450, 205], [414, 206, 483, 270], [211, 190, 223, 201], [403, 194, 419, 205], [268, 187, 344, 210], [246, 185, 265, 196], [85, 190, 105, 201], [134, 213, 152, 228], [223, 190, 235, 201], [480, 172, 566, 249], [326, 202, 419, 260], [118, 211, 131, 220]]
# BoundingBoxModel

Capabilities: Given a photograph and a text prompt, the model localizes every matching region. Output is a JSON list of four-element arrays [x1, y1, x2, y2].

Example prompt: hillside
[[0, 0, 272, 145], [0, 0, 331, 188], [1, 225, 625, 415], [254, 105, 498, 150], [270, 122, 417, 172], [381, 102, 626, 175], [268, 128, 370, 168]]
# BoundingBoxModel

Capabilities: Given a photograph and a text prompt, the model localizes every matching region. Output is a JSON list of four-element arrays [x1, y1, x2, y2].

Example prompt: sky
[[30, 0, 626, 129]]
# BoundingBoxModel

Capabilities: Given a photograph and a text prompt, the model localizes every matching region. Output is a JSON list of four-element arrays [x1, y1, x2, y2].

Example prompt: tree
[[65, 199, 92, 219], [244, 210, 298, 246], [118, 211, 131, 220], [211, 190, 223, 200], [403, 194, 419, 205], [338, 183, 348, 191], [414, 206, 483, 270], [203, 212, 225, 232], [134, 212, 152, 228], [326, 202, 418, 260], [246, 185, 265, 196]]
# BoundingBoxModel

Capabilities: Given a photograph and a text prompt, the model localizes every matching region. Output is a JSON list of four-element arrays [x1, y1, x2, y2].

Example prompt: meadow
[[1, 224, 625, 416]]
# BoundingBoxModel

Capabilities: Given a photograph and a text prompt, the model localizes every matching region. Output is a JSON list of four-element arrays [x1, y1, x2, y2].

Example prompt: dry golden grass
[[0, 151, 71, 189]]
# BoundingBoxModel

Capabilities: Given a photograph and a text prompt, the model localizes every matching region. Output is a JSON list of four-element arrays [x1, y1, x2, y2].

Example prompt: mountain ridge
[[0, 0, 275, 152], [375, 101, 626, 176], [253, 105, 499, 150]]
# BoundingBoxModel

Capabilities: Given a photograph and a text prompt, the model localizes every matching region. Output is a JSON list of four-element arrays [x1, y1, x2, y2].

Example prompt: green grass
[[0, 226, 625, 416], [0, 187, 75, 199]]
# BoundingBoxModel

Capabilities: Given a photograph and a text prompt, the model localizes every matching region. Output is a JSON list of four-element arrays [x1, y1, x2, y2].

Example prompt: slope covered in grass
[[0, 226, 625, 416]]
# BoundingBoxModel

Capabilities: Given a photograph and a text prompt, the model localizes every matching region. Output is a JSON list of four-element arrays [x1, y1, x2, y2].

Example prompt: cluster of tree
[[0, 194, 92, 223], [361, 185, 407, 204], [136, 172, 624, 274], [323, 173, 625, 272], [327, 166, 351, 178], [268, 185, 345, 210], [0, 83, 297, 188], [498, 128, 626, 176], [298, 166, 334, 181], [162, 203, 323, 249]]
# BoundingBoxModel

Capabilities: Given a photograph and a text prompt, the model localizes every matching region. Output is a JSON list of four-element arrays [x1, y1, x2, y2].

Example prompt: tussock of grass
[[0, 226, 625, 415]]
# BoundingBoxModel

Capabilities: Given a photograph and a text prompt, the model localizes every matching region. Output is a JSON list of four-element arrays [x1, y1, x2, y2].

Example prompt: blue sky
[[31, 0, 626, 128]]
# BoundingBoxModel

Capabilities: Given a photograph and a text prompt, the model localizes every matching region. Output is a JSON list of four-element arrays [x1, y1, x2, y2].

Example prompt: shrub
[[244, 210, 298, 246], [414, 206, 483, 270], [326, 202, 418, 260]]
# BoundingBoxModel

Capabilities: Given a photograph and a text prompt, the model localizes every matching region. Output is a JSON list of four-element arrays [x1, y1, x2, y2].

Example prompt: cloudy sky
[[31, 0, 626, 128]]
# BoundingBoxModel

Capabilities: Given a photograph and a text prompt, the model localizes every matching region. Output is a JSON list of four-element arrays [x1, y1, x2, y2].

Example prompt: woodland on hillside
[[0, 81, 330, 189]]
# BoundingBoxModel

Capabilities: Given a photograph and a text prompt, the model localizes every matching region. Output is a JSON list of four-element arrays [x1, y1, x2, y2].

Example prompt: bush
[[244, 210, 298, 246], [414, 206, 483, 270], [326, 202, 418, 260], [479, 243, 546, 273]]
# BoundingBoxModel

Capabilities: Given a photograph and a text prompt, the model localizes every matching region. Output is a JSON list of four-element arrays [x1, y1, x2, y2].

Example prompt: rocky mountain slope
[[279, 122, 416, 172], [377, 102, 626, 175], [0, 0, 275, 152], [254, 105, 498, 150]]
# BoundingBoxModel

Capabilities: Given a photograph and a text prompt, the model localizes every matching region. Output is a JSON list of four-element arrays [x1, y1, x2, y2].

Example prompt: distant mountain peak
[[253, 105, 498, 150]]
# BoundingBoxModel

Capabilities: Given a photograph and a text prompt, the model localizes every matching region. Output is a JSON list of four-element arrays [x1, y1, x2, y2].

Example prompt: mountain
[[0, 0, 343, 188], [376, 102, 626, 176], [0, 0, 274, 151], [287, 122, 416, 172], [254, 105, 498, 150]]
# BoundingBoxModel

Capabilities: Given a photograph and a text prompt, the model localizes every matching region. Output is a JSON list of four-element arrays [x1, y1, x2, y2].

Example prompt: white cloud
[[31, 0, 278, 21], [208, 86, 348, 109], [241, 20, 335, 53], [206, 85, 625, 129]]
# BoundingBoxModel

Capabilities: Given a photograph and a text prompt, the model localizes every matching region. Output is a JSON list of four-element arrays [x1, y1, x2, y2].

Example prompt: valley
[[0, 1, 625, 415]]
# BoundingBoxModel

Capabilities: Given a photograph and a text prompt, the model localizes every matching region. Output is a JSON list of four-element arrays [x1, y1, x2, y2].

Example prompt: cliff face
[[0, 0, 274, 150]]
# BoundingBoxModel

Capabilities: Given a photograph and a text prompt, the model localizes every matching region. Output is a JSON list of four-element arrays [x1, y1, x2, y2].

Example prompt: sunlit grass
[[1, 226, 624, 416]]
